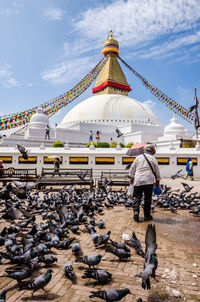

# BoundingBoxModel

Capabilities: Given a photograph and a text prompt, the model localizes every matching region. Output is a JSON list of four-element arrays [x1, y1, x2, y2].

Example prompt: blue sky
[[1, 0, 200, 134]]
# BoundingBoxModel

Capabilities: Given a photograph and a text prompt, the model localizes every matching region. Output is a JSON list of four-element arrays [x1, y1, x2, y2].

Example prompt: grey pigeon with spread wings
[[135, 224, 158, 290]]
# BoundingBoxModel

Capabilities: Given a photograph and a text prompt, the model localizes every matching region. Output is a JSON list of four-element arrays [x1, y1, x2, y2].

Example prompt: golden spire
[[92, 31, 131, 96]]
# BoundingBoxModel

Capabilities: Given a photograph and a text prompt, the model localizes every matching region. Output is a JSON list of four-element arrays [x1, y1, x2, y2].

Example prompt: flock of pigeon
[[152, 181, 200, 217], [0, 180, 160, 302]]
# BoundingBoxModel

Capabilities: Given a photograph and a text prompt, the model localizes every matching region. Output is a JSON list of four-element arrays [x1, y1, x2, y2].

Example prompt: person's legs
[[143, 184, 154, 220], [133, 185, 143, 221]]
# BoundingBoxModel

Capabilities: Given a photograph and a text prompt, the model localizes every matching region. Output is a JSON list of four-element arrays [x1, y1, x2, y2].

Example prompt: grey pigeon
[[109, 239, 130, 252], [17, 144, 29, 160], [29, 269, 53, 296], [128, 232, 145, 258], [82, 268, 112, 284], [40, 255, 57, 266], [0, 269, 31, 288], [63, 263, 76, 280], [135, 224, 157, 290], [0, 289, 7, 302], [75, 254, 102, 267], [89, 288, 130, 301], [72, 242, 81, 255], [95, 231, 111, 247], [116, 128, 123, 138], [105, 247, 131, 260], [181, 182, 193, 192]]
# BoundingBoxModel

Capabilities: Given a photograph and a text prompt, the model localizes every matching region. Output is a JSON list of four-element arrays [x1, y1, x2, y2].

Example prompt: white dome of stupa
[[59, 94, 160, 128], [164, 116, 186, 138], [29, 107, 49, 129]]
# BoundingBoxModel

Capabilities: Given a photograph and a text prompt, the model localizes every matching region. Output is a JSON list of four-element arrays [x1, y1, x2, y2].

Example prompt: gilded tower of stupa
[[92, 30, 131, 96]]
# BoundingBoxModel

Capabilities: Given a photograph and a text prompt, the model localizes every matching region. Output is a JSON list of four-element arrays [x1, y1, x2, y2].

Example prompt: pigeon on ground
[[109, 239, 130, 252], [82, 268, 112, 284], [128, 232, 145, 258], [0, 289, 7, 302], [105, 247, 131, 260], [0, 269, 31, 288], [95, 231, 111, 247], [72, 242, 81, 255], [89, 288, 131, 301], [57, 238, 75, 249], [63, 263, 76, 280], [29, 269, 53, 297], [75, 254, 102, 267], [39, 255, 57, 266]]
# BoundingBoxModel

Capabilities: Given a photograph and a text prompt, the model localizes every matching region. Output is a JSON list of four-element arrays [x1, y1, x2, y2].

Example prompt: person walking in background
[[129, 144, 161, 222], [45, 124, 50, 140], [0, 160, 3, 177], [89, 131, 93, 143], [184, 157, 194, 180], [96, 131, 101, 143], [54, 158, 60, 176]]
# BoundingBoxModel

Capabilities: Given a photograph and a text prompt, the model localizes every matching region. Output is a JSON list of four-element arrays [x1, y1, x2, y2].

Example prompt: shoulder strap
[[143, 154, 156, 178]]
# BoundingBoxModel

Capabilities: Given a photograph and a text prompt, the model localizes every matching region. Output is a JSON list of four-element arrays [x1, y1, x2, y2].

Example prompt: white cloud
[[0, 63, 20, 88], [139, 30, 200, 59], [27, 83, 33, 87], [143, 99, 156, 108], [43, 7, 64, 21], [72, 0, 200, 60], [1, 1, 24, 15], [41, 56, 95, 85]]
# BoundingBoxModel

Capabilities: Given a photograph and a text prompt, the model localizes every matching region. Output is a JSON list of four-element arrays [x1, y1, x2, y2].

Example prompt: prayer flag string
[[0, 57, 107, 131], [119, 56, 194, 124]]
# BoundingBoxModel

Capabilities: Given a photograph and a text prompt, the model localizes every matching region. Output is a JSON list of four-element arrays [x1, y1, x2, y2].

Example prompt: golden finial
[[108, 29, 113, 39], [102, 30, 119, 56]]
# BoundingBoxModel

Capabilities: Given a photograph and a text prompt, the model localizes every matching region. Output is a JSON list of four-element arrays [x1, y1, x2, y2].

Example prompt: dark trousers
[[45, 131, 50, 140], [133, 184, 153, 217]]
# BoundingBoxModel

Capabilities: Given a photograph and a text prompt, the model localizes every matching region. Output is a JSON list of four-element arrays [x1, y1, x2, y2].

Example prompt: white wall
[[0, 146, 200, 179]]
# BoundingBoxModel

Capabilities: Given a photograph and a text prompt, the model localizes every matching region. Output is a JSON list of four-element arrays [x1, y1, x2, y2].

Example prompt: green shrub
[[97, 142, 110, 148], [86, 141, 98, 148], [120, 143, 125, 148], [52, 140, 64, 147], [110, 141, 117, 148], [125, 142, 134, 148]]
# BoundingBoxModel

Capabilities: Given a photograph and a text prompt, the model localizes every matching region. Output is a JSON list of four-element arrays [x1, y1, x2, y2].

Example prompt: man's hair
[[143, 144, 156, 154]]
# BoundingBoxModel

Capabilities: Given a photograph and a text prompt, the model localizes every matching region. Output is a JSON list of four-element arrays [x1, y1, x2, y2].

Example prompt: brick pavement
[[0, 178, 200, 302]]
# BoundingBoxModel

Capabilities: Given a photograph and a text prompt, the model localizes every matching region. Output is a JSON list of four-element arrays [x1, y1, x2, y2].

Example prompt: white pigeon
[[122, 232, 130, 241]]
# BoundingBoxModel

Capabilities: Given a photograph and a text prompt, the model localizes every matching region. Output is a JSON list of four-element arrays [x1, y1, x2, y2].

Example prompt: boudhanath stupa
[[0, 31, 192, 147]]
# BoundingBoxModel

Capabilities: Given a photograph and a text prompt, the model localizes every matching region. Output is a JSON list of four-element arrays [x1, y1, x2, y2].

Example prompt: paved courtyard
[[0, 177, 200, 302]]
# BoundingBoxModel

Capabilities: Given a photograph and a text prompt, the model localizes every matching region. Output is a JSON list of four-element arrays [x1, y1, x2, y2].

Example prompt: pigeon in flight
[[171, 169, 182, 180], [181, 182, 193, 192], [116, 128, 123, 138], [17, 144, 29, 160], [77, 170, 88, 181], [135, 224, 157, 290]]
